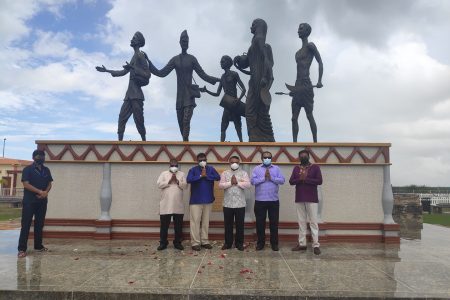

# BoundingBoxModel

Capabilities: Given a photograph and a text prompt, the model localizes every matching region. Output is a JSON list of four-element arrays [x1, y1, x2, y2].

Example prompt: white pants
[[296, 202, 320, 248], [190, 204, 212, 246]]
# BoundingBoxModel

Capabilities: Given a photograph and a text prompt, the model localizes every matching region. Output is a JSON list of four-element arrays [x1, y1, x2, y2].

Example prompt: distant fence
[[0, 188, 23, 198]]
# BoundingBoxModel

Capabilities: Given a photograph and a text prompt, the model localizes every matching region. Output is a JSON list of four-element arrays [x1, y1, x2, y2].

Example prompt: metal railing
[[0, 187, 24, 198]]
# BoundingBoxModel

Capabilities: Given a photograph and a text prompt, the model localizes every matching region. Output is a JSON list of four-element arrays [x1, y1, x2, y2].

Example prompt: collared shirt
[[251, 164, 285, 201], [21, 163, 53, 203], [218, 169, 251, 208], [289, 164, 322, 203], [156, 170, 188, 215], [110, 51, 148, 101], [186, 165, 220, 204]]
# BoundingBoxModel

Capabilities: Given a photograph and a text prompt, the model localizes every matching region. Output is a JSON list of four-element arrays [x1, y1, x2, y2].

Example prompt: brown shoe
[[201, 244, 212, 249], [192, 245, 201, 251], [291, 244, 307, 251], [313, 247, 321, 255]]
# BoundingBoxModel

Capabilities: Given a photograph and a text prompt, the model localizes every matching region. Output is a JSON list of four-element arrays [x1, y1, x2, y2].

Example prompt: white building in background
[[419, 193, 450, 205]]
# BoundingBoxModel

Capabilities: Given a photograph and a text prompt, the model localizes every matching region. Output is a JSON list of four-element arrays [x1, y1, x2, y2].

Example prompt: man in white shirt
[[156, 159, 187, 250], [218, 156, 251, 251]]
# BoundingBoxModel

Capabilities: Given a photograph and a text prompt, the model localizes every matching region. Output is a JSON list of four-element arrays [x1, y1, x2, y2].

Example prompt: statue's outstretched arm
[[95, 64, 129, 77], [202, 82, 223, 97], [147, 56, 175, 78], [193, 58, 220, 84]]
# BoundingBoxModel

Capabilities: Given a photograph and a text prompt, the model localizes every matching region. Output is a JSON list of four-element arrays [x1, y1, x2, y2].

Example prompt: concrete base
[[35, 140, 399, 243]]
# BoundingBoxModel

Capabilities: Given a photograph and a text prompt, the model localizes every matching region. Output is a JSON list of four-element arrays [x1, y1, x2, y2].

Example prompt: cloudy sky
[[1, 0, 449, 186]]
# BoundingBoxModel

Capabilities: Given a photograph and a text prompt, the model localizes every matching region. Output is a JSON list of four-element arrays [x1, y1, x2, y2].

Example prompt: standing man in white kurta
[[156, 159, 187, 250]]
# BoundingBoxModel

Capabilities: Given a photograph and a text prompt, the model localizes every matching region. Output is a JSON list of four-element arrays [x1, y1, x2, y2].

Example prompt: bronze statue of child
[[200, 55, 246, 142]]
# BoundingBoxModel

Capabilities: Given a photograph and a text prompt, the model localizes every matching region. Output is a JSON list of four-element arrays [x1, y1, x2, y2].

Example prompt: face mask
[[230, 163, 239, 170], [199, 161, 207, 168], [300, 157, 309, 165], [35, 158, 45, 165], [263, 158, 271, 166], [169, 166, 178, 173]]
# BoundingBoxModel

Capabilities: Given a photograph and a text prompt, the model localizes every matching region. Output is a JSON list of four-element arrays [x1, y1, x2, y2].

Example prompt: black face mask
[[300, 157, 309, 165], [35, 158, 45, 165]]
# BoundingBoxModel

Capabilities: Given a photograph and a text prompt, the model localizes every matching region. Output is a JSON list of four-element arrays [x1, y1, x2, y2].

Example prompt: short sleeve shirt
[[21, 163, 53, 203]]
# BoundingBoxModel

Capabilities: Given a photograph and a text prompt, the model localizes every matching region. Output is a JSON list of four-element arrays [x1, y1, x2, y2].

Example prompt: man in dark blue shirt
[[187, 152, 220, 251], [17, 150, 53, 258]]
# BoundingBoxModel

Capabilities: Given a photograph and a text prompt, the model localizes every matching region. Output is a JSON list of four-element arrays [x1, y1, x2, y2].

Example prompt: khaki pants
[[296, 202, 320, 248], [190, 204, 212, 246]]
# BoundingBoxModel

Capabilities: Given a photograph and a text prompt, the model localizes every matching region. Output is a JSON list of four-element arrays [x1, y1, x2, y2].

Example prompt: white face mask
[[230, 163, 239, 170], [169, 166, 178, 173], [199, 161, 207, 168]]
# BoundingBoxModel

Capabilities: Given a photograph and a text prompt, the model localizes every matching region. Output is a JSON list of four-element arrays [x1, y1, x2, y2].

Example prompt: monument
[[32, 20, 398, 244], [234, 19, 276, 142], [276, 23, 323, 143], [200, 55, 246, 142], [146, 30, 219, 141], [96, 31, 150, 141]]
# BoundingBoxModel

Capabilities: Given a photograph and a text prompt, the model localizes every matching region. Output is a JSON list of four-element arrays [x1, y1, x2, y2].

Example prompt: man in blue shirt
[[187, 153, 220, 251], [17, 150, 53, 258]]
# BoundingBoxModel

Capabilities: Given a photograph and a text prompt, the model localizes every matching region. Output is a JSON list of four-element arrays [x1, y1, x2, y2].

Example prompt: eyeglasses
[[198, 159, 207, 162]]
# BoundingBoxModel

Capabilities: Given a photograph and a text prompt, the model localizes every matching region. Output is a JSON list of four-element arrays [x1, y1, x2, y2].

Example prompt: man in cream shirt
[[156, 159, 187, 250]]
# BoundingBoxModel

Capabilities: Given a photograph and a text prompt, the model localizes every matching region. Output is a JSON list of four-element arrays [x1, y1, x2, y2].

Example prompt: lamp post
[[2, 138, 5, 158]]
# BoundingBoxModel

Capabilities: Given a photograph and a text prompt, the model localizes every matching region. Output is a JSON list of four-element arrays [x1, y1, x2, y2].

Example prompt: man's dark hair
[[299, 150, 310, 157], [32, 150, 45, 158], [261, 151, 272, 159], [169, 158, 178, 165], [197, 152, 207, 160], [229, 155, 240, 161]]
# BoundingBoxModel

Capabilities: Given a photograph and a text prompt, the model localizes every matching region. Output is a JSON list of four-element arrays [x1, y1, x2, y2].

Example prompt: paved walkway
[[1, 224, 450, 299]]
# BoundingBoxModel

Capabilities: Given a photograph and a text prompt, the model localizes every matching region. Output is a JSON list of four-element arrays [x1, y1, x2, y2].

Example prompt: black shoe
[[271, 245, 279, 251], [192, 245, 201, 251], [313, 247, 321, 255], [157, 244, 167, 251], [255, 244, 265, 251], [34, 246, 48, 252], [201, 244, 212, 249], [221, 244, 232, 250], [174, 243, 184, 250], [236, 245, 244, 251]]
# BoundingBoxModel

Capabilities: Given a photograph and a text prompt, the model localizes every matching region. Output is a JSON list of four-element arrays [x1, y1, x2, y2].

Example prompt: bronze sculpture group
[[96, 20, 323, 143]]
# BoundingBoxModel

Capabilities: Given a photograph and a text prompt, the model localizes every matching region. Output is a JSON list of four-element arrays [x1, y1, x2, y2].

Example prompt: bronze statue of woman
[[234, 19, 275, 142]]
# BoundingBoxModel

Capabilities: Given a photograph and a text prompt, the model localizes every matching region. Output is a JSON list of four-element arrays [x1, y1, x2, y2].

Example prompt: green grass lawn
[[423, 213, 450, 227], [0, 206, 22, 221]]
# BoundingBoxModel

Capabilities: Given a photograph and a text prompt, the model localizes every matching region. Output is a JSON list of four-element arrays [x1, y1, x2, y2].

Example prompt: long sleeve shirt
[[251, 164, 285, 201], [186, 165, 220, 204], [149, 53, 218, 110], [289, 164, 322, 203], [218, 169, 251, 208], [156, 170, 188, 214], [110, 51, 148, 101]]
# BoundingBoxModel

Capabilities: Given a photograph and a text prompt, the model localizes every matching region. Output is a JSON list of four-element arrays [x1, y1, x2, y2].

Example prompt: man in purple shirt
[[251, 151, 285, 251], [289, 150, 322, 255]]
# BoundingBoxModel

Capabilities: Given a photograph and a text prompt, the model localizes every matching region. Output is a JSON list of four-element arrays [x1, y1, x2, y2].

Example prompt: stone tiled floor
[[1, 224, 450, 299]]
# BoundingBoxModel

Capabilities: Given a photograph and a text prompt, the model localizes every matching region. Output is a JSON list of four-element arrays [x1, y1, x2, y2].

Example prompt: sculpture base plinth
[[35, 140, 399, 244]]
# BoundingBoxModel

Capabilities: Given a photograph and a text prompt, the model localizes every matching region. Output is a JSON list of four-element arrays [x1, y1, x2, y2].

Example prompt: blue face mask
[[263, 158, 272, 166]]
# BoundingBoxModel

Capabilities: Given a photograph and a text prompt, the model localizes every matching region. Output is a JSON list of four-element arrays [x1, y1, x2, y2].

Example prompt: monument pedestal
[[35, 140, 399, 243]]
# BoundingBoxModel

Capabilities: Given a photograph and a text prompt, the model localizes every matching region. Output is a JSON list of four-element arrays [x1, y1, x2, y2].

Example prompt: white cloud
[[1, 0, 450, 186]]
